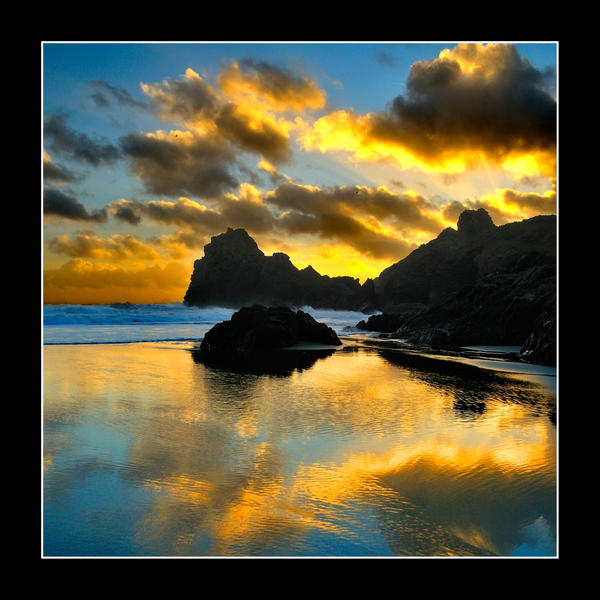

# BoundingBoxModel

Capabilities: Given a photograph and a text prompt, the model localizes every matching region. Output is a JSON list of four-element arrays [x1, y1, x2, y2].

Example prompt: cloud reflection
[[44, 343, 556, 556]]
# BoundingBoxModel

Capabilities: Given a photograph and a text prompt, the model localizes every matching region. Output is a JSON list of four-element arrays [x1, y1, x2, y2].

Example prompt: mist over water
[[42, 304, 556, 557]]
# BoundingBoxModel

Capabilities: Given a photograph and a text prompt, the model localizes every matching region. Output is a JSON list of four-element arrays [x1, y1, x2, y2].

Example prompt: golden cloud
[[298, 43, 556, 178], [440, 186, 556, 227], [138, 61, 327, 169], [47, 232, 161, 262], [217, 58, 326, 112]]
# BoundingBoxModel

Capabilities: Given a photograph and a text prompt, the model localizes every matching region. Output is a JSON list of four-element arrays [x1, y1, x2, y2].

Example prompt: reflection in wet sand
[[43, 341, 556, 557]]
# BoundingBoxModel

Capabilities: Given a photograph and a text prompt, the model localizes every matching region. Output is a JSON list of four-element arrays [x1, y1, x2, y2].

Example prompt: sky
[[42, 41, 558, 304]]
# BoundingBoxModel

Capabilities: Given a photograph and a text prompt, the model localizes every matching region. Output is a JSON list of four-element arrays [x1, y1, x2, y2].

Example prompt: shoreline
[[43, 334, 557, 377]]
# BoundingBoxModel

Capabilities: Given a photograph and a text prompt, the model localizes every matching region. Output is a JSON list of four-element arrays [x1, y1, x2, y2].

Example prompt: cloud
[[299, 43, 556, 177], [267, 182, 443, 232], [265, 182, 438, 259], [44, 188, 107, 222], [108, 196, 224, 232], [88, 80, 149, 110], [108, 181, 444, 262], [106, 198, 142, 225], [373, 50, 397, 68], [43, 152, 82, 184], [44, 113, 121, 166], [214, 102, 293, 164], [141, 68, 220, 123], [47, 232, 161, 261], [109, 185, 276, 239], [257, 159, 290, 185], [500, 188, 556, 214], [217, 58, 326, 112], [119, 130, 239, 198], [440, 186, 556, 226], [139, 62, 325, 168]]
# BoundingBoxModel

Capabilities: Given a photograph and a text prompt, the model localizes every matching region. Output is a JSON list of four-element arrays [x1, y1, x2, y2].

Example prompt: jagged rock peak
[[203, 227, 264, 260], [456, 208, 496, 236]]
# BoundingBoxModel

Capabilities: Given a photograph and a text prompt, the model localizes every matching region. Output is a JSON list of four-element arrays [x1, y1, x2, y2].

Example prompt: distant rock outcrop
[[184, 228, 375, 311]]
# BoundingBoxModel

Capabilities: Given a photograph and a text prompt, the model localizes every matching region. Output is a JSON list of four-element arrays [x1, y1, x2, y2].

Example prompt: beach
[[43, 307, 556, 557]]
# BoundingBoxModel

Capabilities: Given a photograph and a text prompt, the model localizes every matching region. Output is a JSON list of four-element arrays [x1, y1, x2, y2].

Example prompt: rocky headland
[[184, 228, 375, 311], [357, 209, 556, 365], [184, 208, 557, 366]]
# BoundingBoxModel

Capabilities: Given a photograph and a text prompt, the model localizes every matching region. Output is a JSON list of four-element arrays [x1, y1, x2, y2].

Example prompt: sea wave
[[43, 303, 236, 326], [42, 303, 368, 345]]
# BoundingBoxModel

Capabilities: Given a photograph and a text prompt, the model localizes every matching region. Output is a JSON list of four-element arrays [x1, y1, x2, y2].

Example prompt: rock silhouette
[[199, 305, 342, 354], [194, 305, 342, 374], [365, 209, 556, 365], [184, 208, 556, 365], [184, 228, 375, 311]]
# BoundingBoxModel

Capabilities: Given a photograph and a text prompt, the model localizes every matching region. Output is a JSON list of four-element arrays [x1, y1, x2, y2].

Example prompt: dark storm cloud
[[369, 43, 556, 161], [44, 113, 121, 166], [119, 132, 239, 198], [44, 188, 107, 222], [88, 80, 149, 110]]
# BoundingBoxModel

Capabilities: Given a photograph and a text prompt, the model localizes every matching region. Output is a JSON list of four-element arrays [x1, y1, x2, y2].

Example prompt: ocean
[[42, 303, 557, 558], [42, 303, 367, 345]]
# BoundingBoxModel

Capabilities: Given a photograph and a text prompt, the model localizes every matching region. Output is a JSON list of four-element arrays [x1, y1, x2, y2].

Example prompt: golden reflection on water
[[43, 342, 556, 557]]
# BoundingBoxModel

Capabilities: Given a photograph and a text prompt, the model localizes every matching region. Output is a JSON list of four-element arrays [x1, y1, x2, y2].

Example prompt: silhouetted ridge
[[184, 210, 556, 365], [359, 209, 557, 365], [184, 228, 376, 311]]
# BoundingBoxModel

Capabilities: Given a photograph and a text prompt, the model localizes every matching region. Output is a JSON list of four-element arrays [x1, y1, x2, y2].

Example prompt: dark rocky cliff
[[361, 208, 557, 365], [373, 208, 555, 312], [183, 228, 376, 311], [183, 209, 556, 365]]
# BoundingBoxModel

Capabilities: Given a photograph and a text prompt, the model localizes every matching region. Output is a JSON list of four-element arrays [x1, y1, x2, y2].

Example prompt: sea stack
[[183, 228, 375, 311]]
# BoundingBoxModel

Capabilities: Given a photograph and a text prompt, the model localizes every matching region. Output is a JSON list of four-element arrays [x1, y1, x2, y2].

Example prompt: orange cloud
[[298, 43, 556, 178], [47, 232, 161, 262], [440, 186, 556, 227], [218, 59, 326, 113]]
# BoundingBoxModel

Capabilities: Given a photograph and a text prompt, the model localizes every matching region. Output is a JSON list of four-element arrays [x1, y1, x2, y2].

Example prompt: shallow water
[[42, 338, 556, 557]]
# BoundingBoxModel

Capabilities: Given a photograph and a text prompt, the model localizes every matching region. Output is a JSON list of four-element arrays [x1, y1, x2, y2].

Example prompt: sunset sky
[[42, 41, 557, 304]]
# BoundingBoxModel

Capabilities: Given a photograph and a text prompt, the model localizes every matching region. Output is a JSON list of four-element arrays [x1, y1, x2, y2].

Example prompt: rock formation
[[183, 208, 557, 365], [194, 305, 342, 374], [184, 228, 375, 311], [363, 209, 557, 365], [199, 305, 342, 354]]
